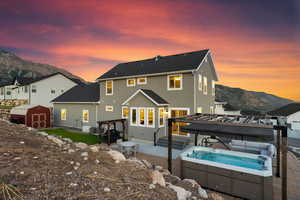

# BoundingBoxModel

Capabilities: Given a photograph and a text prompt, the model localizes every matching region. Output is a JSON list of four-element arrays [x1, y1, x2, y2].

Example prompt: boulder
[[81, 152, 88, 157], [74, 142, 88, 149], [38, 132, 48, 136], [151, 170, 166, 187], [182, 179, 200, 188], [89, 145, 99, 153], [107, 150, 126, 162], [63, 138, 73, 143], [47, 135, 64, 147], [168, 184, 192, 200], [198, 187, 208, 199]]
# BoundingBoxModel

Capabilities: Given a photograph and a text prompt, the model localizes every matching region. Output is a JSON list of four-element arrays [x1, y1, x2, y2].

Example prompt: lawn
[[42, 128, 99, 145]]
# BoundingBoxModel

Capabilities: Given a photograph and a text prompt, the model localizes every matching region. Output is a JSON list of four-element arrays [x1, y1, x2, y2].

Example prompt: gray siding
[[53, 103, 98, 129]]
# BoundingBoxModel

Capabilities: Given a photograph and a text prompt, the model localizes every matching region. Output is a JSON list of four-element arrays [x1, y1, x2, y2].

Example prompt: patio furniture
[[119, 141, 139, 156], [229, 140, 276, 158]]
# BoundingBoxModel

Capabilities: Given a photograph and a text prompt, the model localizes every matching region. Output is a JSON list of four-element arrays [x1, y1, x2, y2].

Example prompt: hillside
[[216, 84, 294, 113], [0, 50, 85, 84]]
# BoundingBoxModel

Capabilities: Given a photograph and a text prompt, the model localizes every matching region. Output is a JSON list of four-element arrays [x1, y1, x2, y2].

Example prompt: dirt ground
[[0, 120, 178, 200]]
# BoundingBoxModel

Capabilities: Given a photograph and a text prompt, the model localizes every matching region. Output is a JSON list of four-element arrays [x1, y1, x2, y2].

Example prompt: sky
[[0, 0, 299, 101]]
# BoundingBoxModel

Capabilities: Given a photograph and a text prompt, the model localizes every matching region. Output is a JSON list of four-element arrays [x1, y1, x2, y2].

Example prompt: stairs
[[157, 136, 191, 150]]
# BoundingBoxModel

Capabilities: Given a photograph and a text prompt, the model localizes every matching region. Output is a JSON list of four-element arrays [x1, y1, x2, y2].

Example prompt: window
[[139, 108, 146, 126], [127, 79, 136, 87], [147, 108, 155, 128], [131, 108, 137, 126], [105, 106, 113, 112], [168, 74, 182, 90], [32, 85, 37, 93], [0, 88, 3, 95], [197, 107, 202, 114], [212, 80, 215, 96], [203, 76, 207, 95], [210, 106, 214, 114], [82, 110, 89, 122], [159, 108, 165, 127], [106, 80, 113, 95], [51, 89, 55, 94], [122, 106, 129, 119], [137, 77, 147, 85], [24, 86, 28, 93], [61, 109, 67, 120], [198, 74, 202, 91]]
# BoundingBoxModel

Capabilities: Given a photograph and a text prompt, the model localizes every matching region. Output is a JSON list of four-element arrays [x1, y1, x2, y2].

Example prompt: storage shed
[[10, 105, 51, 128]]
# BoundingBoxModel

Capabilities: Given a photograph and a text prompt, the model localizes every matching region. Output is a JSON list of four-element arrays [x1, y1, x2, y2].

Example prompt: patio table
[[119, 141, 139, 156]]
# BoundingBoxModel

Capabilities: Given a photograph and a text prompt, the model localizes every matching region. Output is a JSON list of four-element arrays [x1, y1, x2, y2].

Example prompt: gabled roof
[[97, 49, 211, 80], [52, 83, 100, 103], [22, 72, 81, 86], [122, 89, 169, 106], [268, 103, 300, 117], [14, 77, 36, 85]]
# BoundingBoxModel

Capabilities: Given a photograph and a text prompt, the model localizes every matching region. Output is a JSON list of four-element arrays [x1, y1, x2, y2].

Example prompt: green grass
[[42, 128, 99, 145], [0, 105, 13, 110]]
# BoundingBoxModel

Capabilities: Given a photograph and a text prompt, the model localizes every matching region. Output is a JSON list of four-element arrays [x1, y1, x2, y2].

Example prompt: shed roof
[[10, 104, 47, 115]]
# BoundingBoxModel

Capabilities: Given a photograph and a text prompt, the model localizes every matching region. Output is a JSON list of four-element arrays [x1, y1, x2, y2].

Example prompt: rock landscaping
[[0, 118, 228, 200]]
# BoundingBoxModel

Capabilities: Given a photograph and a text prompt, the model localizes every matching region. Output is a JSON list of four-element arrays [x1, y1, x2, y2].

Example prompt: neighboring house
[[268, 103, 300, 130], [95, 49, 218, 141], [1, 73, 78, 107], [215, 101, 241, 116], [52, 83, 100, 131]]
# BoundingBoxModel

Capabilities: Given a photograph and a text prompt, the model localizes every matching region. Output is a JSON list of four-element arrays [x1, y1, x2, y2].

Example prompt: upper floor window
[[137, 77, 147, 85], [82, 110, 89, 122], [203, 77, 207, 95], [105, 105, 113, 112], [212, 80, 215, 96], [198, 74, 202, 91], [51, 89, 55, 94], [122, 106, 129, 119], [61, 109, 67, 120], [106, 80, 113, 95], [127, 79, 136, 87], [32, 85, 37, 93], [168, 74, 182, 90]]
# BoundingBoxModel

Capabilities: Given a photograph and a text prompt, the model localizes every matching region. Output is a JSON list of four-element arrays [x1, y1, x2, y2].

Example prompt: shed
[[10, 104, 51, 128]]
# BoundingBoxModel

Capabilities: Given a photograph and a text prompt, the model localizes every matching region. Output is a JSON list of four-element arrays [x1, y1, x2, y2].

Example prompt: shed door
[[32, 113, 47, 129]]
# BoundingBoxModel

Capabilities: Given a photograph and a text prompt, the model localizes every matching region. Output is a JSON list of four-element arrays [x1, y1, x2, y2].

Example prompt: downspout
[[192, 70, 196, 114]]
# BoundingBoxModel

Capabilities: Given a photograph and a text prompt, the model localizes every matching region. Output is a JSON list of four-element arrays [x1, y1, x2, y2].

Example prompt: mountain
[[0, 50, 85, 84], [216, 84, 294, 113]]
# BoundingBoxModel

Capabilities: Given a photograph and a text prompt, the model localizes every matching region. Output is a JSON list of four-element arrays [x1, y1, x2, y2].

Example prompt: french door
[[170, 109, 189, 136]]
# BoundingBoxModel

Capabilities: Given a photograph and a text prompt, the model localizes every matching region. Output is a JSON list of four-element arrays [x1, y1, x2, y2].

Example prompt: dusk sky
[[0, 0, 299, 101]]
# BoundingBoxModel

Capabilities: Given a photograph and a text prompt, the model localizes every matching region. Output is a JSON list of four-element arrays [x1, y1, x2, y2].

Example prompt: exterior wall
[[288, 111, 300, 130], [53, 103, 98, 129], [194, 54, 217, 114], [30, 74, 77, 107], [0, 85, 15, 100], [16, 85, 30, 100]]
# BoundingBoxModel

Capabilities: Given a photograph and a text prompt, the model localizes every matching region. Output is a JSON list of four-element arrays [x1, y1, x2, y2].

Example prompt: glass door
[[170, 109, 188, 136]]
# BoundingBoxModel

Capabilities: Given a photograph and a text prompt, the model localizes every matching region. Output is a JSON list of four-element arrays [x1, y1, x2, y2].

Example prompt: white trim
[[194, 50, 219, 81], [147, 108, 155, 128], [198, 74, 202, 91], [82, 109, 89, 123], [96, 105, 98, 122], [105, 105, 113, 112], [97, 69, 194, 81], [126, 78, 136, 87], [137, 77, 147, 85], [212, 80, 215, 96], [121, 106, 129, 119], [167, 74, 183, 91], [197, 107, 203, 114], [158, 107, 165, 128], [122, 89, 169, 106], [105, 80, 113, 95]]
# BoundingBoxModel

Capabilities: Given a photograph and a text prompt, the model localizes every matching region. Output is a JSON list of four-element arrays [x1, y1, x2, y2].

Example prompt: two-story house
[[96, 49, 218, 141], [1, 73, 79, 107]]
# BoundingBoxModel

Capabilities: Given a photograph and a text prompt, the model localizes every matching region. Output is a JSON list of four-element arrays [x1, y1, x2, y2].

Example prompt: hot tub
[[180, 146, 273, 200]]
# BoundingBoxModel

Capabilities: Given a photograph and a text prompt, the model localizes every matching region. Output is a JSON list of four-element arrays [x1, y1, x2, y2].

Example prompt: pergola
[[167, 114, 288, 200]]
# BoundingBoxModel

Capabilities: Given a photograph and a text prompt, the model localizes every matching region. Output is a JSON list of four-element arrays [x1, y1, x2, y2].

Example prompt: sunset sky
[[0, 0, 299, 101]]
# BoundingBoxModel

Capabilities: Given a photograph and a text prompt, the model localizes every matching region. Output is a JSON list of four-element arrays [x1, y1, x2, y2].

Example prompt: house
[[1, 73, 79, 107], [96, 49, 218, 141], [215, 101, 241, 115], [52, 83, 100, 131], [268, 103, 300, 130]]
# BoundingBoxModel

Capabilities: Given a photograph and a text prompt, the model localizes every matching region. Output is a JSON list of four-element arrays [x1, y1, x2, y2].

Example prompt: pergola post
[[276, 129, 281, 177], [195, 133, 198, 146], [107, 123, 111, 146], [281, 126, 288, 200], [168, 118, 173, 174]]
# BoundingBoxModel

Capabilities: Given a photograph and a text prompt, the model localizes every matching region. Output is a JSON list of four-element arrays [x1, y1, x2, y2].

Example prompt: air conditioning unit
[[82, 126, 91, 133]]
